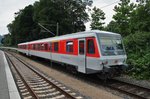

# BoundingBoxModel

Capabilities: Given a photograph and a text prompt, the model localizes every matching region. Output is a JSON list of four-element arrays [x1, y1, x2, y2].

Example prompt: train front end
[[97, 32, 127, 78]]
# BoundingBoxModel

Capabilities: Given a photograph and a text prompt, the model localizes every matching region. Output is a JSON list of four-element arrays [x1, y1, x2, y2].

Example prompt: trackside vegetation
[[1, 0, 150, 79], [124, 32, 150, 79]]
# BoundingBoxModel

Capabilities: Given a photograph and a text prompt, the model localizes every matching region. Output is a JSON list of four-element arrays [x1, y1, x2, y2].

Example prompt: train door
[[78, 39, 86, 73]]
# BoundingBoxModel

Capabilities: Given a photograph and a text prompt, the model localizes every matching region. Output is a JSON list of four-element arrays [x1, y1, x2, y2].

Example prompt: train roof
[[18, 42, 28, 45], [18, 30, 121, 45]]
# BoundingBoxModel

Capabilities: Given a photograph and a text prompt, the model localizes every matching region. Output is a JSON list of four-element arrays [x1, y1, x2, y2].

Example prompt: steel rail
[[6, 52, 76, 99], [7, 50, 150, 99], [107, 79, 150, 99], [5, 53, 39, 99]]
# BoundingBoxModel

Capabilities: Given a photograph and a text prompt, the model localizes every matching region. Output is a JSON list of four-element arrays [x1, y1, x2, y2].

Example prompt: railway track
[[5, 51, 150, 99], [107, 79, 150, 99], [5, 52, 84, 99]]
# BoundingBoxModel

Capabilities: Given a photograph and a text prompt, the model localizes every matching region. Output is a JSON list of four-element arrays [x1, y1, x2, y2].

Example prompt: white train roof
[[18, 42, 28, 45], [18, 30, 121, 45]]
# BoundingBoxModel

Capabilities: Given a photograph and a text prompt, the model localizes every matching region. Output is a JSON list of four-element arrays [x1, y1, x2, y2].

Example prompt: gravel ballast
[[115, 76, 150, 90], [15, 53, 123, 99]]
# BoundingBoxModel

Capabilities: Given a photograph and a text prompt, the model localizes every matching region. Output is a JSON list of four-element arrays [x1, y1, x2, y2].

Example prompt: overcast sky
[[0, 0, 129, 35]]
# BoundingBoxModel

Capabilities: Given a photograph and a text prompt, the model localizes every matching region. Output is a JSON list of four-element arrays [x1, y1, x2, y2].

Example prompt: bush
[[124, 32, 150, 79]]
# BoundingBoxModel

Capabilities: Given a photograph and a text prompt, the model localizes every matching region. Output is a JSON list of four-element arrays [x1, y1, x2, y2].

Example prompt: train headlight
[[101, 61, 108, 66], [103, 61, 108, 65]]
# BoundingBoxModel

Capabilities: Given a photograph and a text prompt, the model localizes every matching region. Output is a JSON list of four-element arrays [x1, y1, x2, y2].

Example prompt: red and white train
[[18, 30, 127, 78]]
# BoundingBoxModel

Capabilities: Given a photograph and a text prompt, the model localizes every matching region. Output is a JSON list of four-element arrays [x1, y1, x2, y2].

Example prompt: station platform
[[0, 50, 20, 99]]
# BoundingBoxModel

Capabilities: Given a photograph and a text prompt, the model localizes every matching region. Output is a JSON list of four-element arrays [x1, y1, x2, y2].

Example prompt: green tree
[[7, 5, 35, 45], [124, 31, 150, 79], [1, 34, 12, 46], [112, 0, 136, 36], [33, 0, 92, 36], [0, 35, 3, 44], [105, 21, 118, 32], [130, 0, 150, 32], [90, 6, 105, 30], [7, 0, 92, 46]]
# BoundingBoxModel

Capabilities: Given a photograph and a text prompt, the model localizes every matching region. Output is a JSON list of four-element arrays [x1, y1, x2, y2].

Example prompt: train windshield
[[100, 37, 125, 56]]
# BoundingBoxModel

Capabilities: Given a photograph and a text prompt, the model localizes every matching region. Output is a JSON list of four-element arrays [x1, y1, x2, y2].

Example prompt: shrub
[[124, 32, 150, 79]]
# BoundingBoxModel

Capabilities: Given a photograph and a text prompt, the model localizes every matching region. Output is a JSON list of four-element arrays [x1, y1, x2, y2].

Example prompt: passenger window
[[54, 42, 59, 52], [44, 44, 48, 50], [66, 41, 73, 53], [87, 39, 95, 54], [79, 40, 84, 55], [33, 44, 35, 50], [35, 44, 38, 50], [38, 44, 41, 50]]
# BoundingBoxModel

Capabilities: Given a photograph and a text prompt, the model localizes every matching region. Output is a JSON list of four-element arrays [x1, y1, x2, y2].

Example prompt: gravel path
[[15, 53, 123, 99]]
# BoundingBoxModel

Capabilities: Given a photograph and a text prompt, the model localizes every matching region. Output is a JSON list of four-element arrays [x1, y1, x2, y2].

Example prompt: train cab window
[[79, 40, 85, 55], [54, 42, 59, 52], [87, 39, 95, 54], [66, 41, 73, 53]]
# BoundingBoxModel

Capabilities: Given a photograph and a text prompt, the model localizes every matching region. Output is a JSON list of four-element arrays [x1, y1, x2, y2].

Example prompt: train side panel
[[29, 50, 51, 59], [17, 30, 127, 77], [17, 35, 102, 74], [18, 43, 29, 55]]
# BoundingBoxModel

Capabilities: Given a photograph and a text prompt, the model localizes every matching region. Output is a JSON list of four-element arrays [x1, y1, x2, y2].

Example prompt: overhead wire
[[99, 0, 120, 9]]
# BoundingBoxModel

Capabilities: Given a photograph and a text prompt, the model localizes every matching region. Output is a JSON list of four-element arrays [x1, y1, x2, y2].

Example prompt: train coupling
[[98, 64, 128, 79]]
